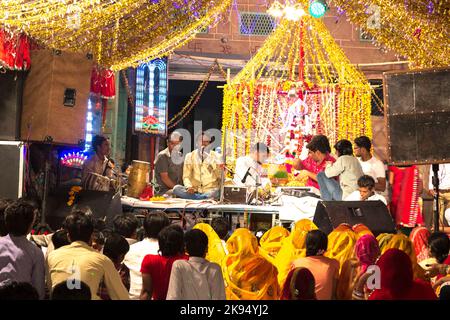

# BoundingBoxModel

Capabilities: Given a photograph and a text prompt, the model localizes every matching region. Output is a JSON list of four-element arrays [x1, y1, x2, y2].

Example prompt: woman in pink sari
[[388, 165, 424, 229]]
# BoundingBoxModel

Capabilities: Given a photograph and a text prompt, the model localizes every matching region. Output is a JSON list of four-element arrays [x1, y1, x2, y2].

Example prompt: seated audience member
[[46, 211, 129, 300], [258, 226, 290, 264], [154, 131, 184, 196], [275, 219, 318, 287], [193, 223, 227, 266], [0, 201, 45, 299], [0, 199, 14, 237], [410, 226, 431, 266], [353, 136, 387, 193], [325, 224, 357, 271], [140, 225, 188, 300], [51, 281, 91, 300], [421, 232, 450, 274], [381, 233, 426, 280], [222, 228, 280, 300], [124, 210, 170, 300], [338, 234, 380, 300], [91, 230, 106, 252], [368, 249, 437, 300], [439, 284, 450, 300], [0, 281, 39, 300], [113, 213, 139, 245], [317, 139, 364, 201], [293, 135, 335, 191], [281, 267, 317, 300], [173, 131, 222, 200], [345, 175, 387, 204], [51, 229, 70, 250], [98, 233, 130, 300], [167, 229, 226, 300], [211, 216, 230, 253], [291, 230, 340, 300]]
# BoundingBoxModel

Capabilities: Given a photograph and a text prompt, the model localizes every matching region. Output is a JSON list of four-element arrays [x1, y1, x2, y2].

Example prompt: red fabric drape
[[90, 66, 115, 99], [0, 29, 31, 70]]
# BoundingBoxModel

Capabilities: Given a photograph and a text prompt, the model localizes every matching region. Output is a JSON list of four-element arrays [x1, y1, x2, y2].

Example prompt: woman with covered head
[[381, 233, 427, 281], [368, 249, 437, 300], [193, 223, 227, 266], [258, 226, 290, 264], [274, 219, 317, 287], [325, 224, 357, 272], [337, 234, 380, 300], [222, 228, 280, 300], [280, 267, 317, 300]]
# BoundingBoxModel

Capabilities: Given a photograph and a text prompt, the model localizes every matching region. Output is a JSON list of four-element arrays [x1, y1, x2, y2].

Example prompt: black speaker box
[[313, 201, 396, 236], [0, 71, 25, 140]]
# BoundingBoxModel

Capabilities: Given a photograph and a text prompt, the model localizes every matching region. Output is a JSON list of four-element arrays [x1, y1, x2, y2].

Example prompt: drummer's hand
[[187, 187, 196, 194]]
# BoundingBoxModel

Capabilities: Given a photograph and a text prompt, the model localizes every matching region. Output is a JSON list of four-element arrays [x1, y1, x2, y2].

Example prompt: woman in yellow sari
[[381, 233, 427, 281], [377, 233, 394, 252], [274, 219, 318, 287], [222, 228, 280, 300], [325, 224, 357, 271], [193, 223, 226, 266], [352, 224, 373, 239], [258, 226, 290, 264]]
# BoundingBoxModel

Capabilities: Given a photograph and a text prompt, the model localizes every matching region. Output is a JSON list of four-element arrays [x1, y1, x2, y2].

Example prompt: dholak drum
[[127, 160, 150, 198], [83, 173, 111, 192]]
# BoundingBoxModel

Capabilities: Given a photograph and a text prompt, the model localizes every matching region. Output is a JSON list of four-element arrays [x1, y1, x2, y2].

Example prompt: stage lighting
[[309, 0, 327, 18]]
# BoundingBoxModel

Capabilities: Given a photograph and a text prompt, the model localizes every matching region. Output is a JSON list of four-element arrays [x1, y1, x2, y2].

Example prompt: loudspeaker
[[384, 68, 450, 165], [0, 141, 25, 199], [0, 71, 25, 140], [313, 201, 396, 236], [21, 49, 93, 145]]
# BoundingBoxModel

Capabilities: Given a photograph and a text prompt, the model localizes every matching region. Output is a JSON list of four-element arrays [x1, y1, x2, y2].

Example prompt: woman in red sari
[[388, 165, 424, 229], [368, 249, 436, 300]]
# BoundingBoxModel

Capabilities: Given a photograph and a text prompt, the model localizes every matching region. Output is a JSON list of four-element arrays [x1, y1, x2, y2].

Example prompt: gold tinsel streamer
[[222, 9, 372, 164], [0, 0, 232, 71], [332, 0, 450, 68]]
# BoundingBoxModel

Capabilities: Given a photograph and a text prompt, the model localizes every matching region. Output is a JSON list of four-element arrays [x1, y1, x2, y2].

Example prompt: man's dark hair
[[440, 285, 450, 301], [52, 229, 70, 249], [184, 229, 208, 257], [305, 230, 328, 257], [158, 224, 185, 257], [357, 175, 376, 190], [251, 142, 270, 155], [64, 211, 94, 243], [51, 281, 91, 300], [144, 210, 170, 239], [306, 135, 331, 154], [92, 135, 108, 153], [103, 233, 130, 263], [4, 201, 36, 236], [0, 281, 39, 300], [354, 136, 372, 152], [0, 199, 14, 236], [334, 139, 354, 156], [92, 230, 105, 246], [428, 232, 450, 263], [211, 217, 230, 240], [113, 213, 139, 238]]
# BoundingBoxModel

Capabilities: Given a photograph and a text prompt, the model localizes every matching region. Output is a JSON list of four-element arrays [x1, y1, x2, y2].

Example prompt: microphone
[[241, 167, 252, 184]]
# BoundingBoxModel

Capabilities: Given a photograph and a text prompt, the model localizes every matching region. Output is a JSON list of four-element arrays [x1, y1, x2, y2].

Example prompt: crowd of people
[[1, 196, 450, 300]]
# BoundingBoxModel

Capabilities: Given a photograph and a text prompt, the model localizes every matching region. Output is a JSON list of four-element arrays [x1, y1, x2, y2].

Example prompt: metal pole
[[432, 164, 440, 232]]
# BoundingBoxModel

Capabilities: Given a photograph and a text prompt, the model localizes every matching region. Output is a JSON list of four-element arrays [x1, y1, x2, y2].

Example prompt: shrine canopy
[[221, 13, 372, 180]]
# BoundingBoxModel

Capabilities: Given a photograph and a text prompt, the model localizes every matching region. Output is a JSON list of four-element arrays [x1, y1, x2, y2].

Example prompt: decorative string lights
[[0, 0, 232, 70], [332, 0, 449, 68]]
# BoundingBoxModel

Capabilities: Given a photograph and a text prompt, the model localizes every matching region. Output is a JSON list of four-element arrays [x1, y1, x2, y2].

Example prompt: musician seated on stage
[[153, 131, 184, 196], [345, 175, 387, 205], [233, 142, 271, 189], [81, 135, 116, 191], [173, 131, 222, 200]]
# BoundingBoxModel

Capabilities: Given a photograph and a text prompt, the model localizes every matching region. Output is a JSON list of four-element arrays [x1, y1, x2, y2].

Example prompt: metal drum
[[127, 160, 150, 198]]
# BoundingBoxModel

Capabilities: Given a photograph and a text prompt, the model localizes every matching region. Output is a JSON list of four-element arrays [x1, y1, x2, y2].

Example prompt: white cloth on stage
[[278, 195, 321, 222]]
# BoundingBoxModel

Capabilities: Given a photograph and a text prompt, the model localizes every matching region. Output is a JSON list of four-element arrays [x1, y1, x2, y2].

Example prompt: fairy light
[[61, 152, 88, 168], [84, 98, 94, 152]]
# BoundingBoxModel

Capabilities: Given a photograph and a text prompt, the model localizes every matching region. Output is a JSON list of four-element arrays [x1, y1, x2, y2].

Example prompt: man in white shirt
[[429, 163, 450, 232], [345, 175, 387, 205], [233, 142, 270, 188], [354, 136, 387, 195], [123, 211, 170, 299], [166, 229, 226, 300]]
